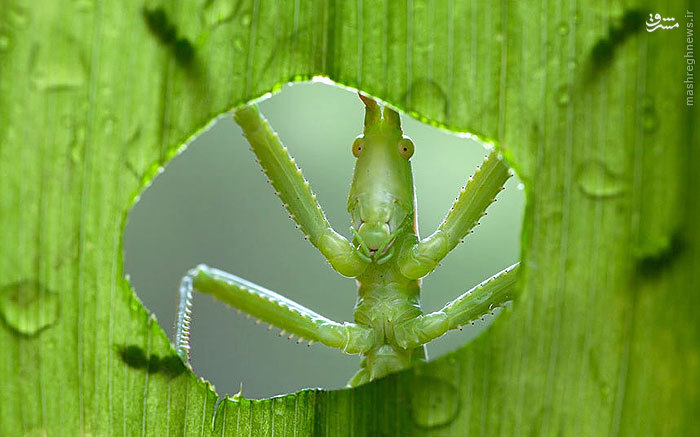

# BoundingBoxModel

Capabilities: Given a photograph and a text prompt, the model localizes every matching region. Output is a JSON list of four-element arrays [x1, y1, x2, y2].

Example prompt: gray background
[[123, 82, 524, 399]]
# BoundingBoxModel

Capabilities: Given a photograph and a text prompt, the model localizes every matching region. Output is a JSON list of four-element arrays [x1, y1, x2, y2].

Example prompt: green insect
[[175, 93, 519, 387]]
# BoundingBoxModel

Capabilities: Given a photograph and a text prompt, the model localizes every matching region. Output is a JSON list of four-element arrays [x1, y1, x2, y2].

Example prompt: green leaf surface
[[1, 0, 697, 435]]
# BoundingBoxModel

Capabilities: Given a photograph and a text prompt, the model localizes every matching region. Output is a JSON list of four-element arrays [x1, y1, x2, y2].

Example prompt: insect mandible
[[175, 92, 519, 387]]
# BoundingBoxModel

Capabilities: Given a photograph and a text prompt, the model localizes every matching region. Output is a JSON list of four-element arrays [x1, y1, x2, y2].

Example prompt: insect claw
[[267, 324, 274, 330], [245, 314, 252, 319], [307, 340, 315, 347], [296, 338, 305, 344], [279, 330, 287, 337], [255, 319, 262, 325], [288, 334, 295, 340]]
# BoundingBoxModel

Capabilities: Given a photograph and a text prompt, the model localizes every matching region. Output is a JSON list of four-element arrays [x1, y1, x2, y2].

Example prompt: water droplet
[[70, 127, 86, 164], [0, 280, 59, 336], [29, 40, 87, 91], [61, 114, 73, 128], [641, 96, 658, 133], [74, 0, 93, 11], [100, 85, 113, 99], [404, 78, 449, 122], [0, 32, 10, 52], [409, 376, 460, 429], [241, 13, 251, 26], [556, 85, 570, 106], [271, 82, 283, 93], [103, 114, 116, 135], [517, 182, 525, 191], [558, 22, 569, 36], [576, 161, 625, 199], [203, 0, 236, 27], [9, 5, 30, 30], [124, 126, 147, 179]]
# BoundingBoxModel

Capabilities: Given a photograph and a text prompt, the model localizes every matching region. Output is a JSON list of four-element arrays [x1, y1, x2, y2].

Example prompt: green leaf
[[1, 1, 697, 435]]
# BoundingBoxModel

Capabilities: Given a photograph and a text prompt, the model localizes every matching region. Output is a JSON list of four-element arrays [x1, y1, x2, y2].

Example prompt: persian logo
[[646, 13, 680, 32]]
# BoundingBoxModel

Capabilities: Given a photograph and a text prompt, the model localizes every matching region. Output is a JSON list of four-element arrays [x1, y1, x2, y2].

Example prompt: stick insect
[[175, 93, 519, 387]]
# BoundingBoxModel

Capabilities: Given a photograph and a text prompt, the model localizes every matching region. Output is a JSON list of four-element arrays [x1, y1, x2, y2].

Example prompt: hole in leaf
[[123, 82, 524, 399]]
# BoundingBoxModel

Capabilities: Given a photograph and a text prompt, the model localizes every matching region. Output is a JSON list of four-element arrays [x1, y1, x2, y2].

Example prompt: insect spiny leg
[[175, 271, 197, 363]]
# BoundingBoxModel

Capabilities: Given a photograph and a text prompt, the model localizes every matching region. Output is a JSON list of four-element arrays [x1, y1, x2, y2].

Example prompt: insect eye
[[398, 137, 414, 159], [352, 137, 364, 158]]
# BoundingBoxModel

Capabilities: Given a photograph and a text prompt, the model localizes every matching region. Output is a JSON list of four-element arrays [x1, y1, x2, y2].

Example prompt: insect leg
[[397, 152, 511, 279], [393, 263, 519, 349], [175, 264, 374, 362], [346, 367, 370, 388], [233, 105, 369, 278]]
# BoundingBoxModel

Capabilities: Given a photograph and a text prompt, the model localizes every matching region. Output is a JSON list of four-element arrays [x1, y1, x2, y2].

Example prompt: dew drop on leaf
[[103, 114, 117, 135], [0, 32, 10, 52], [558, 22, 569, 36], [70, 126, 86, 164], [404, 78, 449, 122], [73, 0, 93, 12], [203, 0, 236, 27], [29, 39, 87, 91], [556, 85, 570, 106], [641, 97, 659, 133], [409, 376, 460, 429], [8, 5, 30, 30], [0, 280, 60, 336], [576, 161, 625, 199]]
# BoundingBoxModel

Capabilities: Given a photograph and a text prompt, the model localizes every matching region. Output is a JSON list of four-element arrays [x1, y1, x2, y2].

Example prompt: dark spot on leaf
[[617, 9, 646, 38], [637, 233, 685, 277], [142, 7, 176, 45], [156, 354, 187, 378], [117, 344, 186, 378], [142, 7, 195, 67], [173, 38, 195, 66], [588, 8, 647, 75], [118, 344, 149, 369], [590, 38, 614, 67]]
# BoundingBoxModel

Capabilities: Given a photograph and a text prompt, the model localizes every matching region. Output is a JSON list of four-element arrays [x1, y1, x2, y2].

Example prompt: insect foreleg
[[346, 366, 370, 387], [233, 105, 369, 278], [393, 263, 519, 349], [398, 152, 511, 280], [175, 264, 374, 363]]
